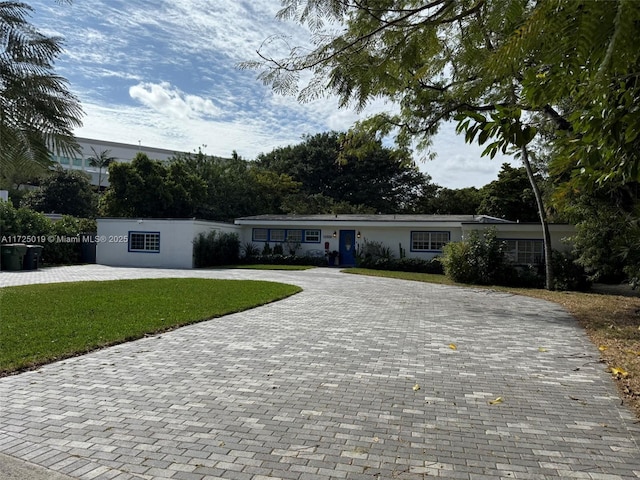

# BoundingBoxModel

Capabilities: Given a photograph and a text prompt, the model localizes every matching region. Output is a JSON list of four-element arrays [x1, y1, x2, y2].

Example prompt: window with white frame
[[286, 229, 303, 243], [270, 229, 286, 242], [304, 229, 321, 243], [411, 231, 450, 251], [504, 239, 544, 264], [252, 228, 321, 243], [129, 232, 160, 252], [252, 228, 268, 242]]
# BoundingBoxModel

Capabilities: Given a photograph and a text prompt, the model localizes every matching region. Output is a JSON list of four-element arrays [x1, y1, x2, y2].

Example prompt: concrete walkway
[[1, 265, 639, 480]]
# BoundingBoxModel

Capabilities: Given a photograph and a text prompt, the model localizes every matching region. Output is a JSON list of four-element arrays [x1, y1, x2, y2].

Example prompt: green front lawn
[[0, 278, 301, 375]]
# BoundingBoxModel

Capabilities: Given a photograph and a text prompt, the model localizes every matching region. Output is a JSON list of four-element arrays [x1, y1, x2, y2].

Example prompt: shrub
[[0, 201, 96, 265], [356, 239, 393, 265], [193, 231, 240, 267], [273, 243, 284, 255], [285, 240, 301, 256], [357, 256, 444, 274], [513, 264, 545, 289], [551, 250, 591, 292], [355, 238, 443, 274], [262, 242, 272, 255], [442, 228, 518, 286], [45, 216, 97, 265], [441, 241, 476, 283], [241, 242, 260, 260], [1, 202, 51, 239], [246, 254, 327, 267]]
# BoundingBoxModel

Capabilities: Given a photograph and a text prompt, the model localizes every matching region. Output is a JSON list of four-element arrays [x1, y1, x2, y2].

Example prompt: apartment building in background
[[51, 138, 184, 187]]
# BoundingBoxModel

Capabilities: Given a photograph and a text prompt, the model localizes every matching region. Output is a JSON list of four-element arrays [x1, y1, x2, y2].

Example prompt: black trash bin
[[80, 233, 97, 264], [1, 244, 28, 271], [23, 245, 44, 270]]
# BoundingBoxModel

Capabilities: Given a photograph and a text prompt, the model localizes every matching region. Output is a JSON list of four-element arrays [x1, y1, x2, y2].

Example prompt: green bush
[[1, 201, 51, 239], [45, 217, 97, 265], [355, 238, 443, 274], [273, 243, 284, 255], [551, 250, 591, 292], [358, 256, 444, 274], [244, 254, 328, 267], [193, 231, 240, 267], [356, 239, 393, 264], [442, 229, 518, 286], [241, 242, 261, 260], [0, 201, 96, 265], [513, 264, 545, 289], [441, 241, 476, 283]]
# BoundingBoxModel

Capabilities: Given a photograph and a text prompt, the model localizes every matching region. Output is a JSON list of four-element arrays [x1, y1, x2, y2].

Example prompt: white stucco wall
[[238, 221, 469, 261], [354, 225, 464, 260], [96, 218, 241, 269], [96, 217, 576, 269], [237, 219, 576, 262]]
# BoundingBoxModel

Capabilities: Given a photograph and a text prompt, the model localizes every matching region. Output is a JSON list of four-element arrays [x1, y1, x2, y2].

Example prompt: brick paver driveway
[[1, 265, 640, 479]]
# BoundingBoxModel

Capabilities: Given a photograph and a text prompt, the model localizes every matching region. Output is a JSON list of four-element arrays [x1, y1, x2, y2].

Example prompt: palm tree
[[87, 147, 116, 190], [0, 2, 83, 174], [0, 140, 52, 190]]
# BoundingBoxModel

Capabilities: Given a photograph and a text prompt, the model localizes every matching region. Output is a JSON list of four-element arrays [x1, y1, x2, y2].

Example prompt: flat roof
[[235, 214, 514, 224]]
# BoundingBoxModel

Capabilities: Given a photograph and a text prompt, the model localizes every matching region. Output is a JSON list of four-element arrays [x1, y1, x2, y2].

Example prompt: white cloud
[[75, 100, 308, 159], [129, 82, 222, 120], [421, 122, 517, 188], [30, 0, 514, 189]]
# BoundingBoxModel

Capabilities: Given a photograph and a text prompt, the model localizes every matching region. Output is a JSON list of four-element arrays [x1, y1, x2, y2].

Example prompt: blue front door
[[339, 230, 356, 266]]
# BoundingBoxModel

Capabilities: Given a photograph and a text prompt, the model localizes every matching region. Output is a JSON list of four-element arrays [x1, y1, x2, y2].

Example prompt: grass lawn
[[346, 268, 640, 418], [0, 278, 301, 375]]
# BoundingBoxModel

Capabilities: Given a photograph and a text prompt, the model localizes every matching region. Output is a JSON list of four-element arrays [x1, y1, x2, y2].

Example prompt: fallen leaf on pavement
[[449, 343, 457, 350], [413, 383, 421, 391], [488, 397, 503, 405]]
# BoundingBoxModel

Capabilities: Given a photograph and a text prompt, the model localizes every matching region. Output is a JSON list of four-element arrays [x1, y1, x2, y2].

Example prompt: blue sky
[[29, 0, 514, 189]]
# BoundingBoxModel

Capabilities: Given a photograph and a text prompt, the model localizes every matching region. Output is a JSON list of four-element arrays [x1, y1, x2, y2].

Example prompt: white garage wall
[[97, 219, 241, 269]]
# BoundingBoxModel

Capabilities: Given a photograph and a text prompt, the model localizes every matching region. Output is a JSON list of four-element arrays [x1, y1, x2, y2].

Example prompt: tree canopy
[[255, 131, 432, 213], [21, 168, 97, 218], [100, 153, 207, 218], [477, 163, 540, 222], [246, 0, 640, 188]]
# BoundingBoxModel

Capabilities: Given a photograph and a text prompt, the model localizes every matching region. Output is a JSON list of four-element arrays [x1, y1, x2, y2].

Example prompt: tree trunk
[[521, 145, 554, 290]]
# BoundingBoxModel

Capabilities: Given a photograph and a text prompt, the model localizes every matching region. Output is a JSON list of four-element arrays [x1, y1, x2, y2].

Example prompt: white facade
[[235, 214, 575, 267], [95, 215, 575, 269], [235, 216, 468, 261], [96, 218, 241, 269]]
